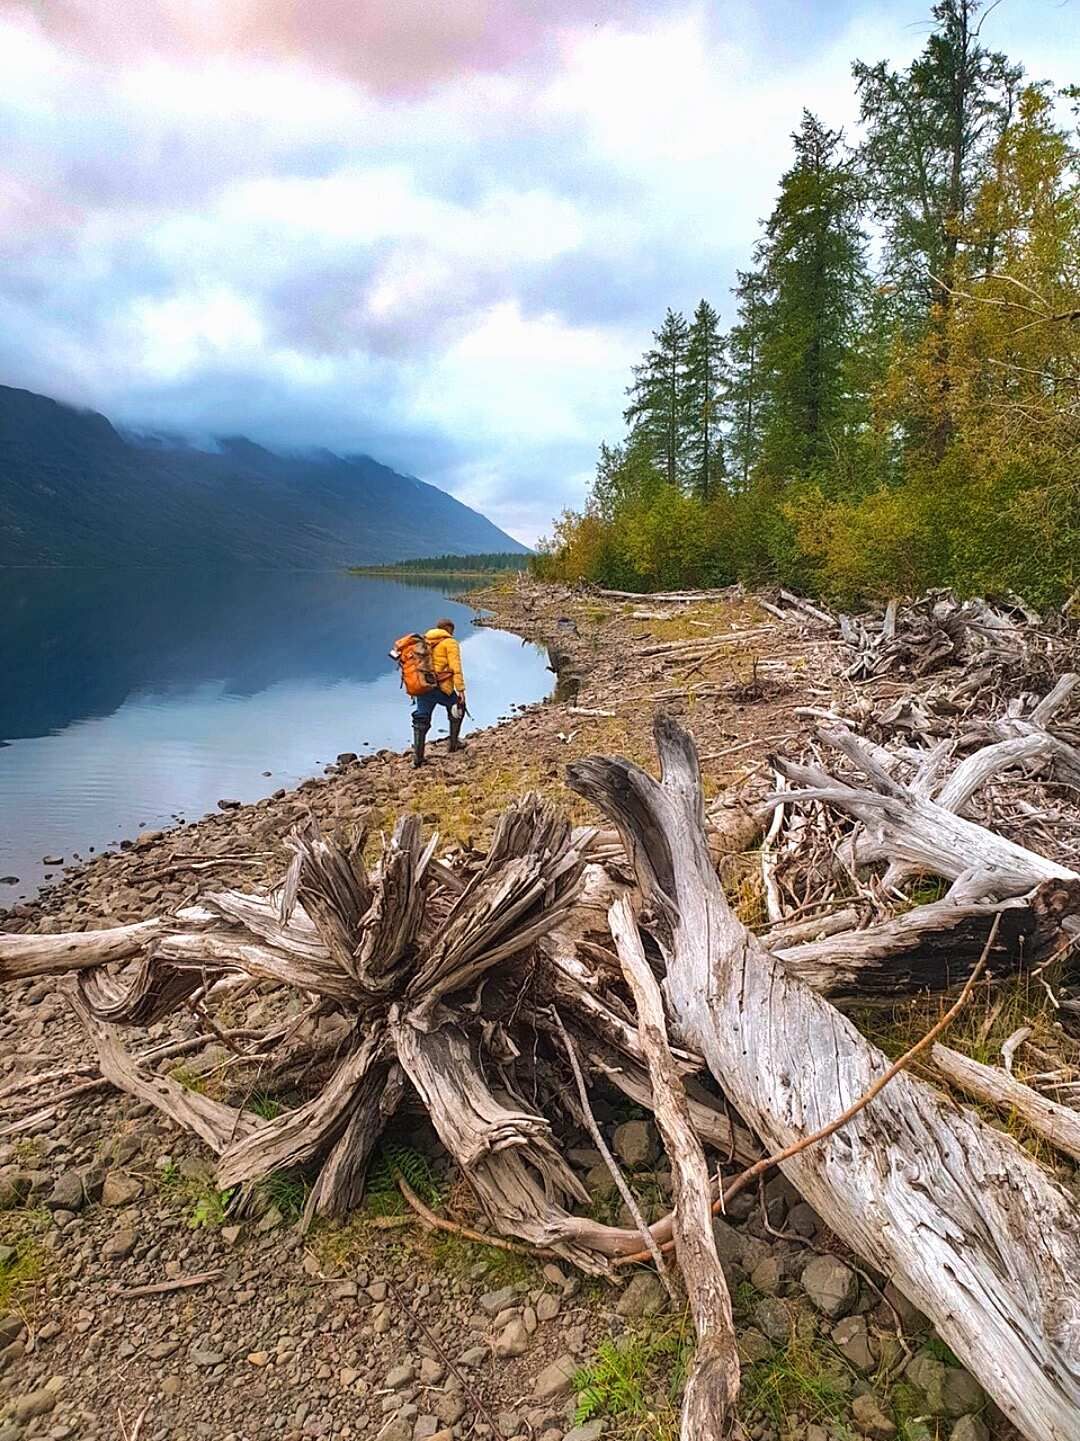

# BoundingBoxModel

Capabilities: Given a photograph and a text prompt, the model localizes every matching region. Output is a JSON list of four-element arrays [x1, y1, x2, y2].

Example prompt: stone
[[905, 1351, 946, 1397], [190, 1343, 227, 1367], [418, 1357, 445, 1386], [145, 1341, 179, 1361], [787, 1201, 822, 1238], [801, 1255, 858, 1318], [255, 1204, 283, 1233], [536, 1292, 560, 1323], [102, 1228, 137, 1262], [851, 1393, 896, 1438], [926, 1367, 985, 1420], [494, 1319, 530, 1358], [752, 1296, 793, 1344], [101, 1171, 143, 1207], [434, 1394, 467, 1427], [709, 1217, 747, 1286], [611, 1119, 657, 1169], [247, 1352, 271, 1367], [736, 1328, 772, 1365], [831, 1315, 875, 1372], [46, 1172, 85, 1212], [542, 1263, 569, 1290], [376, 1423, 411, 1441], [386, 1363, 417, 1390], [950, 1418, 989, 1441], [221, 1225, 242, 1246], [0, 1173, 31, 1210], [883, 1281, 926, 1330], [749, 1256, 783, 1295], [532, 1353, 578, 1400], [217, 799, 242, 811], [480, 1285, 518, 1315], [615, 1271, 667, 1319], [413, 1420, 440, 1440], [564, 1423, 606, 1441], [0, 1314, 24, 1346], [12, 1377, 63, 1420]]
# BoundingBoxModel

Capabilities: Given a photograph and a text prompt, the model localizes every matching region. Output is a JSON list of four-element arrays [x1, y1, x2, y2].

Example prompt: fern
[[365, 1142, 442, 1216], [260, 1171, 309, 1222]]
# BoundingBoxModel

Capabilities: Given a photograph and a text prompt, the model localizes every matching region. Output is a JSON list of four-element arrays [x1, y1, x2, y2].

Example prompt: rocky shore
[[1, 580, 1005, 1441]]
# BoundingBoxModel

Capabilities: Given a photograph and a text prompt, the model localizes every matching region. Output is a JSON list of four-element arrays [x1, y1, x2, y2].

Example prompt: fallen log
[[567, 715, 1080, 1441], [932, 1043, 1080, 1164], [773, 876, 1079, 999], [0, 918, 165, 982]]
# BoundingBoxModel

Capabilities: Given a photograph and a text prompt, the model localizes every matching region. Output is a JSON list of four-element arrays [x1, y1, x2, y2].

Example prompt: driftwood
[[10, 629, 1080, 1434], [932, 1042, 1080, 1164], [611, 896, 742, 1440], [566, 716, 1080, 1441]]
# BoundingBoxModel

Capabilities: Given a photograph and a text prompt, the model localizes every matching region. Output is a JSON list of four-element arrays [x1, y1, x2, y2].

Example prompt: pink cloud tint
[[2, 0, 664, 95]]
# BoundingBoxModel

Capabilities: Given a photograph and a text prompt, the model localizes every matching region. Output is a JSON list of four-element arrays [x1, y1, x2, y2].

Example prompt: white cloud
[[1, 0, 1079, 544]]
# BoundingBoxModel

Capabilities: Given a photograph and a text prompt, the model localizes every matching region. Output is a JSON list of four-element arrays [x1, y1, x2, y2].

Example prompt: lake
[[0, 569, 554, 898]]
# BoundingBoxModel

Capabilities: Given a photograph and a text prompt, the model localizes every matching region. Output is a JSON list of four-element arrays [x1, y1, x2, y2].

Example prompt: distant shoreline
[[348, 565, 522, 579]]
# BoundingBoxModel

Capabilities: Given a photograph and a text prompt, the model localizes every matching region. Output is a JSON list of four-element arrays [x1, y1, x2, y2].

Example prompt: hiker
[[392, 618, 467, 768]]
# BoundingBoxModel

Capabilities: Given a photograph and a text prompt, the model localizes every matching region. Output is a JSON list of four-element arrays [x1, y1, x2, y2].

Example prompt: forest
[[534, 0, 1080, 607]]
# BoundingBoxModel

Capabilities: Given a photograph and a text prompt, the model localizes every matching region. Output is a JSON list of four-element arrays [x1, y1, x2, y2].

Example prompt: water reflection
[[0, 570, 552, 895]]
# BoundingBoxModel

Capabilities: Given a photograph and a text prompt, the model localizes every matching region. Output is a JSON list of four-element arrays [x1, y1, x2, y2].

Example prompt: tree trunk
[[567, 715, 1080, 1441]]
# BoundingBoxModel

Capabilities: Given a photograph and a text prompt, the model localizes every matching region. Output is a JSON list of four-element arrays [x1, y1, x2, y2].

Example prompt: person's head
[[436, 618, 455, 634]]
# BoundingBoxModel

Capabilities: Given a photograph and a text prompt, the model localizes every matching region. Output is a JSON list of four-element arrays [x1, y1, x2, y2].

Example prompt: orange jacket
[[424, 628, 465, 695]]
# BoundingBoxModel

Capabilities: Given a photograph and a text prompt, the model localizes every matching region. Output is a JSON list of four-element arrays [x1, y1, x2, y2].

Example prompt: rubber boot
[[448, 712, 466, 753], [412, 719, 429, 768]]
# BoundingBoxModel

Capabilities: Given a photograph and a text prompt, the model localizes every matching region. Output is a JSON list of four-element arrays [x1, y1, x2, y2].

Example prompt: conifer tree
[[854, 0, 1023, 322], [724, 269, 770, 489], [756, 112, 868, 481], [624, 308, 691, 488], [683, 299, 726, 501]]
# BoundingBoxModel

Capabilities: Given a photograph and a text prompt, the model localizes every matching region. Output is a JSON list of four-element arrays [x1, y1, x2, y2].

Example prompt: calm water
[[0, 570, 553, 897]]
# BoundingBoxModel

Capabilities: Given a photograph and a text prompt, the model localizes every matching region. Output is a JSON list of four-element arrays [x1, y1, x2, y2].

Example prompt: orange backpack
[[390, 632, 439, 697]]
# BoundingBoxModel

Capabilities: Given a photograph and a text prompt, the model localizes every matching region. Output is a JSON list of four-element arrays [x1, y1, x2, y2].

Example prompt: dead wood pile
[[5, 589, 1080, 1439]]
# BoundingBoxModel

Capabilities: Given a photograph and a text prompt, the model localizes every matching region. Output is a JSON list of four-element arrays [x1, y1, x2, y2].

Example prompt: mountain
[[0, 385, 526, 567]]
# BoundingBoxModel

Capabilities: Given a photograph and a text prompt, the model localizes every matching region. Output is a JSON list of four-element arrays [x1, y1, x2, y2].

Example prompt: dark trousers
[[412, 689, 458, 727]]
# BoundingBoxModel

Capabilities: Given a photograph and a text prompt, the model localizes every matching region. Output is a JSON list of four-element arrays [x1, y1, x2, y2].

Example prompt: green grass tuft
[[260, 1171, 309, 1223]]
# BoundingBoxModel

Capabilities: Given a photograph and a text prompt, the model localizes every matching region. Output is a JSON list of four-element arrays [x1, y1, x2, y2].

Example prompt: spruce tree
[[756, 112, 868, 481], [683, 299, 726, 501], [624, 308, 691, 489], [724, 269, 770, 490]]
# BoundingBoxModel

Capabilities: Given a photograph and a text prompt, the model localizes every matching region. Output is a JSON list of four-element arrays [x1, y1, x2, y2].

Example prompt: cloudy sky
[[1, 0, 1077, 543]]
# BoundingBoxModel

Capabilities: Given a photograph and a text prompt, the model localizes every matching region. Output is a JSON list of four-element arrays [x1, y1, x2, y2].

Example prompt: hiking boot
[[412, 721, 428, 768], [448, 715, 466, 753]]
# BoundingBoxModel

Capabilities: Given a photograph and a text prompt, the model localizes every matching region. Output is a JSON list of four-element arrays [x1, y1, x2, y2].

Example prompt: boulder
[[926, 1366, 985, 1420], [851, 1393, 896, 1438], [801, 1254, 858, 1318], [950, 1418, 989, 1441], [736, 1328, 772, 1365], [532, 1354, 577, 1400], [611, 1119, 658, 1169], [615, 1271, 667, 1319], [752, 1296, 793, 1344], [46, 1171, 85, 1212]]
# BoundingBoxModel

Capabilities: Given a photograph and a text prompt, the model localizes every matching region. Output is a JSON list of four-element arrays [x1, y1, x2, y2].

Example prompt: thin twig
[[395, 1175, 556, 1259], [112, 1269, 222, 1299], [381, 1272, 502, 1437], [551, 1007, 676, 1298]]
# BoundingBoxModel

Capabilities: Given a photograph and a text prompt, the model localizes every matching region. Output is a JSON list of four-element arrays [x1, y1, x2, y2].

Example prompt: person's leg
[[447, 691, 466, 752], [411, 691, 436, 768]]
